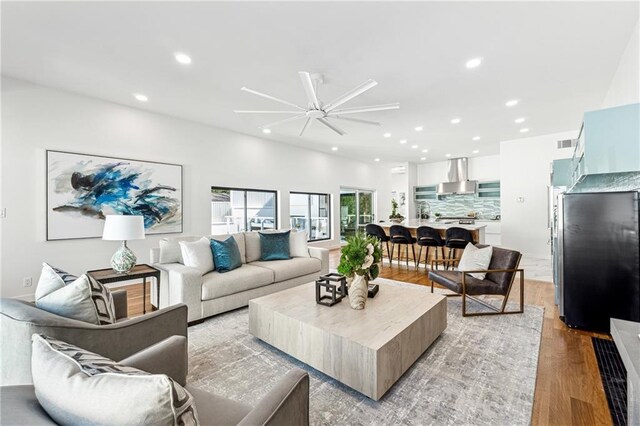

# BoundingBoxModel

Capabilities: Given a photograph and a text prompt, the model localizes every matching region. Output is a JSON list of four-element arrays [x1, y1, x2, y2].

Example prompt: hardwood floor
[[122, 249, 612, 425]]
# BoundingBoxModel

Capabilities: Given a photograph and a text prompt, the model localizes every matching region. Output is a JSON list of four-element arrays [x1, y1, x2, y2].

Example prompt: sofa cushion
[[210, 236, 242, 273], [179, 237, 215, 275], [201, 264, 274, 300], [211, 233, 246, 264], [185, 386, 250, 426], [244, 231, 262, 263], [159, 236, 200, 264], [35, 263, 116, 325], [0, 385, 56, 425], [251, 257, 322, 282], [259, 231, 291, 261], [31, 334, 199, 426]]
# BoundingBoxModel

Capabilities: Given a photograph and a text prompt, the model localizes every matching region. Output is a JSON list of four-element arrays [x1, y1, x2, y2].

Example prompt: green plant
[[434, 212, 441, 218], [337, 233, 382, 280], [389, 198, 404, 219]]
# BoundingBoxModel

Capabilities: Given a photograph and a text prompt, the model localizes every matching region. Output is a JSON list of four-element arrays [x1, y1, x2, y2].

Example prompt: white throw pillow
[[457, 243, 493, 280], [179, 237, 214, 275], [159, 236, 199, 264], [31, 334, 199, 426], [35, 263, 116, 325], [290, 231, 310, 258]]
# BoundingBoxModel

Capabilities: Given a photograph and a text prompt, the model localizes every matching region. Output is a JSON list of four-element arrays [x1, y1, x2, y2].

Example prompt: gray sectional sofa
[[151, 231, 329, 322]]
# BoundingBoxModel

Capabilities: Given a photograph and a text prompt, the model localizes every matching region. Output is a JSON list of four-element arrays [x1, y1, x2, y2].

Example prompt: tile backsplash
[[416, 194, 501, 219]]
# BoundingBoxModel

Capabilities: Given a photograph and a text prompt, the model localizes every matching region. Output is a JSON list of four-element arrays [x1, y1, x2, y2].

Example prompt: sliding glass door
[[340, 188, 375, 242]]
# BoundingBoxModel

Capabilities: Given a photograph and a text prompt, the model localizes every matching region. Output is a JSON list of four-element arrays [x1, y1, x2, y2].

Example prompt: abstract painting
[[47, 150, 182, 240]]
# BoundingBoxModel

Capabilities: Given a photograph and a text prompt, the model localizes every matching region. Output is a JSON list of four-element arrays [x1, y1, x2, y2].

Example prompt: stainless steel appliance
[[559, 191, 640, 332]]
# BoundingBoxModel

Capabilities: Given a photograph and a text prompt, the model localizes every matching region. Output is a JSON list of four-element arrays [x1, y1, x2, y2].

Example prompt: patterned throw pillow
[[35, 263, 116, 325], [259, 231, 291, 261], [32, 335, 199, 426]]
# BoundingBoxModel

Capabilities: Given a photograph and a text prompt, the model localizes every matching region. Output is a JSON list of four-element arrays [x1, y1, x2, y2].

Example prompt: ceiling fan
[[234, 72, 399, 136]]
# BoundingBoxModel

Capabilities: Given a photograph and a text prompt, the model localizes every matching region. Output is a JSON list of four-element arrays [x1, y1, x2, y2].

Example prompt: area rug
[[592, 337, 627, 426], [187, 278, 544, 425]]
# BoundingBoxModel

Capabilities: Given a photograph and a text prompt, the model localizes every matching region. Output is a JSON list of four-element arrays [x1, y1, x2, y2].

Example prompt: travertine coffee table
[[249, 281, 447, 400]]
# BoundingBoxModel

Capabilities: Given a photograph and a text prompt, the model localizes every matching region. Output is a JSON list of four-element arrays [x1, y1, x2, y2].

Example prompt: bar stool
[[389, 225, 417, 268], [416, 226, 445, 270], [445, 227, 474, 268], [365, 224, 391, 266]]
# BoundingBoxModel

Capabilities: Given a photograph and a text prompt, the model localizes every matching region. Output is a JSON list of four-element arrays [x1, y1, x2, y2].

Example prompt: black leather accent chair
[[445, 227, 474, 266], [389, 225, 417, 268], [428, 245, 524, 316], [365, 224, 391, 266], [416, 226, 445, 270]]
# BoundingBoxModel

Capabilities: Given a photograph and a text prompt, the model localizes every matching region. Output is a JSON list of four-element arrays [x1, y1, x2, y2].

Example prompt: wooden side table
[[87, 264, 161, 314]]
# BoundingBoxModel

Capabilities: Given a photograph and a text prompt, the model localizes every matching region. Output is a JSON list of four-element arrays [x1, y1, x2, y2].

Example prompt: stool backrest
[[445, 227, 474, 244], [365, 224, 387, 240], [416, 226, 443, 245], [389, 225, 412, 242]]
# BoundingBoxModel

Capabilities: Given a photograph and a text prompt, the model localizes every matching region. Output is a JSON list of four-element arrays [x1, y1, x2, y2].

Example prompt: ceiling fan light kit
[[235, 72, 399, 136]]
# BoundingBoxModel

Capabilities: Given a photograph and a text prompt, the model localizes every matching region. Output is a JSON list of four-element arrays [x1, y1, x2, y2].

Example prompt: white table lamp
[[102, 215, 145, 273]]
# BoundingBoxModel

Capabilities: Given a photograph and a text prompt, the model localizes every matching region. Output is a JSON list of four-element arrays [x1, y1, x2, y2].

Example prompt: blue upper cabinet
[[552, 159, 573, 187], [579, 103, 640, 176]]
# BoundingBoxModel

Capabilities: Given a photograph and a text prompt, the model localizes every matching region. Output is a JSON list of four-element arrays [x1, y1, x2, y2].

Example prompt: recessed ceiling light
[[383, 132, 391, 138], [262, 128, 271, 134], [472, 136, 481, 141], [331, 146, 338, 151], [505, 99, 519, 107], [465, 57, 483, 69], [473, 150, 479, 154], [174, 52, 192, 64], [399, 139, 407, 144], [420, 157, 426, 160], [451, 118, 461, 124], [411, 145, 418, 149], [414, 126, 423, 132], [445, 153, 452, 157], [133, 93, 148, 102], [422, 149, 428, 153], [514, 117, 525, 124], [374, 158, 380, 162], [520, 128, 529, 133]]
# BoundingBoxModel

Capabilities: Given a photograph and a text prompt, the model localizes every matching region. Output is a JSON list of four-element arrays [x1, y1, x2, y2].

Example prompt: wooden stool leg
[[386, 241, 391, 265], [411, 244, 417, 269], [390, 243, 395, 266], [417, 246, 423, 271]]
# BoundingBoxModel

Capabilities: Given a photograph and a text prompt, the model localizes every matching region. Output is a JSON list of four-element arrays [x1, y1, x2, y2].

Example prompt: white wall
[[416, 155, 500, 184], [602, 19, 640, 108], [0, 78, 392, 298], [500, 131, 577, 259]]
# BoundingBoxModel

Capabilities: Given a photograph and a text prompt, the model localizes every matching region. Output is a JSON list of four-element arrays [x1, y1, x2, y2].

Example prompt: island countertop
[[378, 220, 487, 231]]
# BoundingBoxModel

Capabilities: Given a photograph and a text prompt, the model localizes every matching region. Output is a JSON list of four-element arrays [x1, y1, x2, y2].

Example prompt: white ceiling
[[2, 2, 638, 164]]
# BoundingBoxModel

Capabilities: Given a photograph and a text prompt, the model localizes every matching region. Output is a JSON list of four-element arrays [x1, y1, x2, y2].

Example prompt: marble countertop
[[378, 220, 487, 230], [611, 318, 640, 382]]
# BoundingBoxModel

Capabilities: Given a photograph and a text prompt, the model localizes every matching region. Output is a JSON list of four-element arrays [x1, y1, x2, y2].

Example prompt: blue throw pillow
[[210, 236, 242, 273], [259, 231, 291, 261]]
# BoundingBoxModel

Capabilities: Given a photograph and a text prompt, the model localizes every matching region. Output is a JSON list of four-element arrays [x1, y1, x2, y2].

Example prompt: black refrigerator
[[560, 191, 640, 332]]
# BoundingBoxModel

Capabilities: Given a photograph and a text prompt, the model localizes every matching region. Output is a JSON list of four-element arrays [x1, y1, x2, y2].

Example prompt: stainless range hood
[[436, 157, 478, 195]]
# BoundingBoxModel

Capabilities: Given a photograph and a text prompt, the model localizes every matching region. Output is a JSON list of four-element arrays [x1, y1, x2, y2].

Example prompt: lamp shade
[[102, 215, 145, 241]]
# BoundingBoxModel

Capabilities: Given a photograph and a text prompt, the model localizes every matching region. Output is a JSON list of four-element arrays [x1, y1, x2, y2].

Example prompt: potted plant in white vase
[[389, 198, 405, 223], [337, 233, 382, 310]]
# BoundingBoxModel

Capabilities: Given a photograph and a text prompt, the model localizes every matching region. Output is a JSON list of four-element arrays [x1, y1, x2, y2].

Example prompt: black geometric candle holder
[[315, 273, 348, 307]]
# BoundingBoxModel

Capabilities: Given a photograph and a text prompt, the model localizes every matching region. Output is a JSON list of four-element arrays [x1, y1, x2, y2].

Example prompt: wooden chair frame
[[429, 258, 525, 317]]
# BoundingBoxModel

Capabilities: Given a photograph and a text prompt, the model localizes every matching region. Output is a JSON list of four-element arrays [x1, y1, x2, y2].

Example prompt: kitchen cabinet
[[477, 181, 501, 198], [571, 103, 640, 185], [414, 185, 439, 200], [481, 221, 502, 246]]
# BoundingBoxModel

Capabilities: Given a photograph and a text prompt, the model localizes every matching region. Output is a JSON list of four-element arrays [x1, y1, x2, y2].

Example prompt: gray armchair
[[428, 246, 524, 317], [0, 291, 188, 386], [0, 336, 310, 426]]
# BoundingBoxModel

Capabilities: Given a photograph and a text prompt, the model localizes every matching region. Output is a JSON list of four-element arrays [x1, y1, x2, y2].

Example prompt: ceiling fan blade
[[327, 103, 400, 116], [317, 118, 345, 136], [331, 115, 381, 126], [299, 118, 313, 136], [298, 72, 320, 110], [323, 79, 378, 113], [262, 114, 306, 129], [240, 87, 306, 110], [234, 110, 303, 114]]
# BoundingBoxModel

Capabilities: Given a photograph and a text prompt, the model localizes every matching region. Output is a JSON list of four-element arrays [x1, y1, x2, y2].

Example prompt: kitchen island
[[378, 220, 487, 265]]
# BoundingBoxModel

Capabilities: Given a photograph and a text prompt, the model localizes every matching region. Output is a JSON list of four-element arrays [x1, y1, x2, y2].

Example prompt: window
[[289, 192, 331, 241], [211, 187, 277, 234]]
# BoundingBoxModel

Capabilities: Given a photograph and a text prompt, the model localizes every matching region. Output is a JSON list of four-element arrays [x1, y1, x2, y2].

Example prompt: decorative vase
[[111, 241, 137, 274], [349, 274, 368, 310]]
